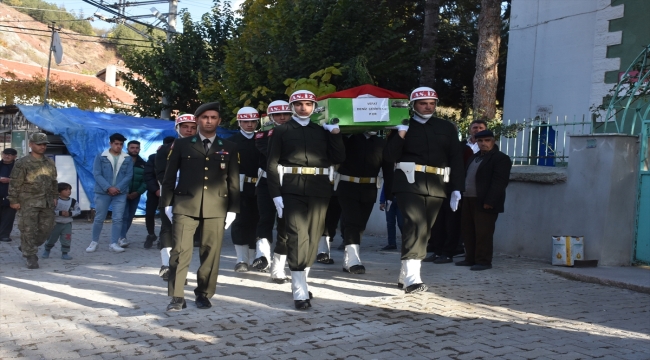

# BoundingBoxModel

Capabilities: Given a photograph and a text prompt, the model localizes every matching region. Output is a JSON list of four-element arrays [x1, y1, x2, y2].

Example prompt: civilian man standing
[[86, 133, 133, 253], [118, 140, 147, 247], [457, 130, 512, 271], [0, 148, 18, 242], [161, 102, 240, 311], [8, 134, 58, 269]]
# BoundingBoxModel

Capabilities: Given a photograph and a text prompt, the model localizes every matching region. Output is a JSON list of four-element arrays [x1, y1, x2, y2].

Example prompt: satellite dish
[[52, 32, 63, 65]]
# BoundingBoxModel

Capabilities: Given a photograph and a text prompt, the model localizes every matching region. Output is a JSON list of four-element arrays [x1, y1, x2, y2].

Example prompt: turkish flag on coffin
[[316, 84, 408, 101]]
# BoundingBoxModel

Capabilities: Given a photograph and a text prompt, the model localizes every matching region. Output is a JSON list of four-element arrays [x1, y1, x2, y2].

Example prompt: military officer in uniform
[[335, 131, 392, 274], [8, 133, 58, 269], [155, 114, 197, 281], [161, 102, 240, 311], [229, 107, 261, 272], [253, 100, 291, 282], [267, 90, 345, 309], [384, 87, 464, 294]]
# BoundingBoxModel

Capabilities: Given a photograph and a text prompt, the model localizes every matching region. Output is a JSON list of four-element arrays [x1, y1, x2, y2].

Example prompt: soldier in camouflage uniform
[[8, 133, 59, 269]]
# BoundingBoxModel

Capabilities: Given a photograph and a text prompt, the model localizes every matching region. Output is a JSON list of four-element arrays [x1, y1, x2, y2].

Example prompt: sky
[[54, 0, 245, 32]]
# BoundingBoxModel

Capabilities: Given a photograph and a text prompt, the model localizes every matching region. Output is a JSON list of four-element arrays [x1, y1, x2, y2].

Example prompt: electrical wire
[[0, 24, 157, 42], [0, 28, 156, 48], [60, 30, 157, 48], [0, 19, 95, 23]]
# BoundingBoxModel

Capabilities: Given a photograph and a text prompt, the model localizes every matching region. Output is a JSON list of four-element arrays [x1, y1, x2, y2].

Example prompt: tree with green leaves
[[119, 1, 236, 118], [216, 0, 422, 116]]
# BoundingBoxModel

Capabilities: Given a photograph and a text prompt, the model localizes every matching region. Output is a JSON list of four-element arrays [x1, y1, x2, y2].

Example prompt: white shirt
[[291, 116, 310, 126], [467, 140, 480, 154], [198, 132, 217, 148], [240, 129, 255, 139]]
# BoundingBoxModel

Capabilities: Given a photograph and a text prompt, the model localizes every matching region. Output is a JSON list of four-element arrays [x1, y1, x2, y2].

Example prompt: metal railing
[[500, 115, 593, 166]]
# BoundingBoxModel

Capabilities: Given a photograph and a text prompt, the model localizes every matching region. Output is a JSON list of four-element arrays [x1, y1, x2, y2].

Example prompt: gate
[[636, 121, 650, 264]]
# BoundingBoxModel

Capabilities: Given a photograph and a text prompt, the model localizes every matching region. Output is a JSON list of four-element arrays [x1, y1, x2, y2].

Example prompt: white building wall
[[503, 0, 623, 123]]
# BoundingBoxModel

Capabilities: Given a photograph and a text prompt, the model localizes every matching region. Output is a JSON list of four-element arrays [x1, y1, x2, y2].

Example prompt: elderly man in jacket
[[456, 130, 512, 271]]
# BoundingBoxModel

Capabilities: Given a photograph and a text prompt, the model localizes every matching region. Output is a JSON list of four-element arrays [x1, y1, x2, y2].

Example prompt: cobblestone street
[[1, 217, 649, 359]]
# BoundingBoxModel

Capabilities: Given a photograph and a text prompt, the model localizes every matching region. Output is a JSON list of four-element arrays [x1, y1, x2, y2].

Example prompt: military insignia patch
[[268, 129, 274, 136], [255, 132, 264, 139], [218, 140, 223, 146], [220, 163, 226, 169]]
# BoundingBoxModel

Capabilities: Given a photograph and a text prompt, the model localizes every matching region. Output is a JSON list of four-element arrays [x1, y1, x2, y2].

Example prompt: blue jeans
[[120, 195, 141, 238], [385, 199, 404, 246], [92, 193, 127, 244]]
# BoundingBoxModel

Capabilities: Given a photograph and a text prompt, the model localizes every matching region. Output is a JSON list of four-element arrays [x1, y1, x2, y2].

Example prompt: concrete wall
[[503, 0, 623, 121], [494, 134, 639, 265]]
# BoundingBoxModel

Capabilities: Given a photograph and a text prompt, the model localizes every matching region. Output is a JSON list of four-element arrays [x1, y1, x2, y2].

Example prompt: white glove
[[450, 191, 461, 212], [323, 124, 340, 133], [164, 206, 173, 223], [386, 200, 392, 212], [224, 212, 236, 229], [396, 125, 409, 132], [273, 196, 284, 218]]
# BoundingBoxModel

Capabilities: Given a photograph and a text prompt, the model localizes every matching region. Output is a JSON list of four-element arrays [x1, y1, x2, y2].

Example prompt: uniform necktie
[[203, 138, 211, 153]]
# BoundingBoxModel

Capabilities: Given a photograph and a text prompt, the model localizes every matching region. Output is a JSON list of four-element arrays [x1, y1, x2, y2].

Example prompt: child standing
[[43, 183, 81, 260]]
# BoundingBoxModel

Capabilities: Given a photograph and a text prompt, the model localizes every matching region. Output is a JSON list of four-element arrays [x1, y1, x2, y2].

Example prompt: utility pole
[[160, 0, 178, 120], [43, 23, 61, 105]]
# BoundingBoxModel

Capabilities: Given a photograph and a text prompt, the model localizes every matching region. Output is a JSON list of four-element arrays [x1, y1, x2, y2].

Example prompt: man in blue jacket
[[86, 133, 133, 253]]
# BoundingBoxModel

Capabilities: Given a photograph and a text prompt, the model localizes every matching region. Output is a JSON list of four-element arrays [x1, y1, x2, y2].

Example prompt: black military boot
[[25, 255, 39, 269]]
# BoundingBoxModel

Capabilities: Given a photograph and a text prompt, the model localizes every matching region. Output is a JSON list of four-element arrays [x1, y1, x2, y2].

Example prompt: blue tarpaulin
[[17, 105, 236, 214]]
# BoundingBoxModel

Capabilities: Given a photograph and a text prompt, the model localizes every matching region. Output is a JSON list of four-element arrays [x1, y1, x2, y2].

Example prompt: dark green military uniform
[[336, 133, 391, 246], [266, 118, 345, 271], [255, 128, 288, 254], [228, 131, 260, 249], [384, 117, 464, 261], [8, 153, 58, 257], [155, 143, 174, 249], [160, 134, 240, 299]]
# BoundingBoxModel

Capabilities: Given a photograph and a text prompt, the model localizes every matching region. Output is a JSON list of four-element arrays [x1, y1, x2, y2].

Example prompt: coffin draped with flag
[[310, 85, 409, 133]]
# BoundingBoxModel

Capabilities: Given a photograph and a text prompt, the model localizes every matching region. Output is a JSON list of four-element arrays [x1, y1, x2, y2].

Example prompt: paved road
[[1, 217, 649, 359]]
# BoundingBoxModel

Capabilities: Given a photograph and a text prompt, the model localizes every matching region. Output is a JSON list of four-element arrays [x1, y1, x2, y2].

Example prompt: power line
[[0, 29, 156, 48], [0, 19, 95, 23], [0, 24, 157, 43], [81, 0, 168, 32]]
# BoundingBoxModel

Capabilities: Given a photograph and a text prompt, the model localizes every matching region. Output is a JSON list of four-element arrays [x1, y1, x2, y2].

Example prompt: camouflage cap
[[29, 133, 50, 144]]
